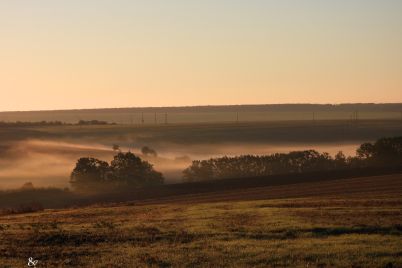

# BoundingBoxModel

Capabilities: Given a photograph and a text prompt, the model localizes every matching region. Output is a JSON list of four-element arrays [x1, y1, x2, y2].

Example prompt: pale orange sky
[[0, 1, 401, 111]]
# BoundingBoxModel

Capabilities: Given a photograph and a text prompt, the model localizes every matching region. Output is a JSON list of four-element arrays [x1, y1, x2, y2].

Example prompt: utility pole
[[355, 110, 359, 125], [350, 112, 354, 125], [77, 116, 82, 129], [141, 113, 144, 125]]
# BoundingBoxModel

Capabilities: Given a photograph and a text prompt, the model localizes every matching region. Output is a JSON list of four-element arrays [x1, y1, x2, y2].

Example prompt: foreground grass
[[1, 194, 401, 268]]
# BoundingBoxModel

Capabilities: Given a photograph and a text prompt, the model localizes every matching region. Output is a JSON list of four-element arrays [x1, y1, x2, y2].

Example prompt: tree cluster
[[77, 120, 115, 125], [0, 120, 116, 127], [183, 137, 402, 182], [0, 121, 66, 127], [141, 146, 158, 157], [70, 152, 164, 190]]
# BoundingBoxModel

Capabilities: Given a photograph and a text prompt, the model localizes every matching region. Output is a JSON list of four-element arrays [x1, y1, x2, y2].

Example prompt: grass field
[[1, 174, 401, 267]]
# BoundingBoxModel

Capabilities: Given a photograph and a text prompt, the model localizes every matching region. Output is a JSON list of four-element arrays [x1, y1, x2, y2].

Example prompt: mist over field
[[0, 140, 110, 189], [0, 138, 362, 189], [0, 114, 401, 189]]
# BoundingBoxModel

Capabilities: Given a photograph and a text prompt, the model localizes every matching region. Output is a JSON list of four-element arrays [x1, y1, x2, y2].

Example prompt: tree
[[357, 137, 402, 166], [141, 146, 158, 157], [70, 157, 110, 189], [334, 151, 347, 169], [21, 182, 35, 190], [183, 160, 214, 182], [357, 143, 375, 159], [70, 152, 164, 190], [110, 152, 164, 187], [112, 144, 120, 152], [372, 137, 402, 160]]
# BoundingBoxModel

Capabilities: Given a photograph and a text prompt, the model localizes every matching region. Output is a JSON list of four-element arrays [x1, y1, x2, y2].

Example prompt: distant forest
[[0, 120, 115, 127]]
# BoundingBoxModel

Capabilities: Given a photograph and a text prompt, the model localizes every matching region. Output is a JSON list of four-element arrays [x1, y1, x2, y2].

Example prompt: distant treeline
[[77, 120, 116, 125], [183, 137, 402, 182], [0, 120, 115, 127]]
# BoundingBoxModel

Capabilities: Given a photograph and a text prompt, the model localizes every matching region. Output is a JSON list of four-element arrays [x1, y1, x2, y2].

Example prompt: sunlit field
[[1, 174, 401, 267]]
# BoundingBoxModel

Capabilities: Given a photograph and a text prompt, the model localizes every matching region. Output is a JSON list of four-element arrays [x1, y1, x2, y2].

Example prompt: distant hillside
[[1, 103, 401, 124]]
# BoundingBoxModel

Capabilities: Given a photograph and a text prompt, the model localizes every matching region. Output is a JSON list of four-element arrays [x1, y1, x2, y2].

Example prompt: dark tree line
[[183, 137, 402, 182], [77, 120, 115, 125], [70, 152, 163, 190], [0, 121, 65, 127], [0, 120, 116, 127]]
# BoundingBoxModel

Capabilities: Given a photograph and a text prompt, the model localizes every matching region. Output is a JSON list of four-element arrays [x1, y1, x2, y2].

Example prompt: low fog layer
[[0, 139, 360, 189]]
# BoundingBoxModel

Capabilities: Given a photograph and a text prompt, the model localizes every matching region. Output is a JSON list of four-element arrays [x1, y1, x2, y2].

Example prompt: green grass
[[1, 193, 401, 267]]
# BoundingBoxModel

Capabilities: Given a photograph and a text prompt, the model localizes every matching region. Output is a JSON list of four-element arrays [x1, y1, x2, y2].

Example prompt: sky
[[0, 0, 401, 111]]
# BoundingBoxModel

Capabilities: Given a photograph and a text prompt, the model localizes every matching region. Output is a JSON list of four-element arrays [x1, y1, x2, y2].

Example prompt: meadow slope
[[0, 174, 401, 267]]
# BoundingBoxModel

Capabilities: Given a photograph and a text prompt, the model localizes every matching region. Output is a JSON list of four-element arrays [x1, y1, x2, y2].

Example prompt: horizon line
[[1, 102, 402, 113]]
